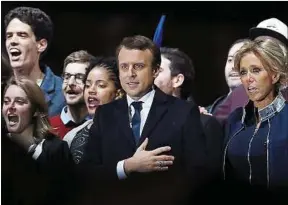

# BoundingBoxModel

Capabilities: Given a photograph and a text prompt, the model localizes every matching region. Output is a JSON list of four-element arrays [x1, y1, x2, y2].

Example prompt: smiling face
[[118, 47, 158, 100], [225, 42, 245, 90], [5, 18, 44, 76], [84, 67, 117, 116], [62, 62, 87, 106], [2, 84, 33, 134]]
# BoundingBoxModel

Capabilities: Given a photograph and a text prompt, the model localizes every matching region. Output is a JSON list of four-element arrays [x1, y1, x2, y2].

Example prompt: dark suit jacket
[[200, 114, 224, 175], [81, 88, 208, 205]]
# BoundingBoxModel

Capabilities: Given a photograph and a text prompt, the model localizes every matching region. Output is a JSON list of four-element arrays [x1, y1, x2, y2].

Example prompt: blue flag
[[153, 15, 166, 47]]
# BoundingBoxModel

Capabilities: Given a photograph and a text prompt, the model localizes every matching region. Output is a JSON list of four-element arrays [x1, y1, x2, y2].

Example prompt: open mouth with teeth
[[87, 97, 100, 108], [10, 48, 22, 60], [7, 115, 19, 126], [248, 87, 258, 93], [66, 90, 80, 96]]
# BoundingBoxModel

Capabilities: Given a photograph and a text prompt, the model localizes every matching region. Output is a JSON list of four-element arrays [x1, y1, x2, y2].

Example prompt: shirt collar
[[127, 88, 155, 108], [60, 106, 90, 125], [60, 106, 75, 125], [241, 92, 286, 124]]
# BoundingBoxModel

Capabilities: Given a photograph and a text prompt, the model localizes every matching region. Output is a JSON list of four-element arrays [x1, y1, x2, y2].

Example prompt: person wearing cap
[[214, 18, 288, 124], [222, 36, 288, 202]]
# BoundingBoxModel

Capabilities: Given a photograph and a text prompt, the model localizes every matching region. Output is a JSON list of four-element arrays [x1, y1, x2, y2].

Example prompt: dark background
[[2, 1, 288, 106]]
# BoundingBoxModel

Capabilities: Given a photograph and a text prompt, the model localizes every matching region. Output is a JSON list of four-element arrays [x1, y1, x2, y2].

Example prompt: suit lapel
[[115, 97, 136, 148], [139, 88, 169, 145]]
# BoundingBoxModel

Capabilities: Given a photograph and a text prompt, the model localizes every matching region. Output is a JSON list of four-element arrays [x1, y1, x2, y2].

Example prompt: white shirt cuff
[[117, 160, 128, 180]]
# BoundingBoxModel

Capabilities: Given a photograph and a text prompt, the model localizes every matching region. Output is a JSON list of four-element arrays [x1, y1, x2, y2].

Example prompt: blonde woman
[[223, 37, 288, 202], [2, 76, 73, 205]]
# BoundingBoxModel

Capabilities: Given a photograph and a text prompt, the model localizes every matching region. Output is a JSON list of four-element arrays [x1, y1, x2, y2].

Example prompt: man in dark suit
[[154, 47, 224, 201], [82, 35, 207, 205], [154, 46, 224, 173]]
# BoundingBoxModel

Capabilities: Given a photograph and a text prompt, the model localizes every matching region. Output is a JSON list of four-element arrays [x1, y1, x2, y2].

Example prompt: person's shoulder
[[44, 133, 66, 147], [200, 114, 220, 127], [169, 95, 196, 109], [227, 106, 244, 125]]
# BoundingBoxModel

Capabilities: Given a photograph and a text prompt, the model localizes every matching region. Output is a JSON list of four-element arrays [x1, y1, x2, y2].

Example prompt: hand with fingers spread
[[124, 138, 175, 175]]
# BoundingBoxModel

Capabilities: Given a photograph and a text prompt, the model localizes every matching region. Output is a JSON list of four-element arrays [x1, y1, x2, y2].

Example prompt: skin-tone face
[[62, 63, 87, 106], [225, 42, 245, 91], [154, 56, 174, 95], [118, 47, 159, 100], [5, 18, 47, 76], [239, 52, 280, 109], [84, 67, 117, 116], [2, 85, 33, 134]]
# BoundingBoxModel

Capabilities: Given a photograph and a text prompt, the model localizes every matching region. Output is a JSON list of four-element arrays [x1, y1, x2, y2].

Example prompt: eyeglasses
[[62, 72, 85, 84]]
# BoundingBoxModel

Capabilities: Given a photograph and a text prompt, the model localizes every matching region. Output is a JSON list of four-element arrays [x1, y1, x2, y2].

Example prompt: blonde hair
[[234, 37, 288, 90], [4, 76, 52, 140]]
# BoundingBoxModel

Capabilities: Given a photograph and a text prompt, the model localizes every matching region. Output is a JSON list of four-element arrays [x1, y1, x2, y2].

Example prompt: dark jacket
[[81, 88, 208, 205], [222, 95, 288, 204], [2, 124, 74, 205]]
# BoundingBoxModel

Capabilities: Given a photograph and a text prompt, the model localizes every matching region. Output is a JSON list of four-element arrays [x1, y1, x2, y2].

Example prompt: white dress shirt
[[117, 88, 155, 180]]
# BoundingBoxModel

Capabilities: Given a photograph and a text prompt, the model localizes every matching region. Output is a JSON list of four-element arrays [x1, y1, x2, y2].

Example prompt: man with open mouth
[[49, 50, 93, 139], [4, 6, 65, 117]]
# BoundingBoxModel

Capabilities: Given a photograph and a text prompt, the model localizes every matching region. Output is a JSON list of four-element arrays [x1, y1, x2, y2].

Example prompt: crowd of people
[[2, 6, 288, 205]]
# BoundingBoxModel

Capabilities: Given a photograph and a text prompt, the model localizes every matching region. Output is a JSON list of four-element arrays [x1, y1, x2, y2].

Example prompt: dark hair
[[84, 56, 122, 92], [160, 47, 195, 100], [63, 50, 94, 72], [115, 35, 161, 71], [4, 7, 53, 54], [2, 52, 13, 83]]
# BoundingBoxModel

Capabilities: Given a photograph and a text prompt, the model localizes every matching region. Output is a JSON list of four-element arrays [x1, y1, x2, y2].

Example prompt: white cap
[[249, 18, 288, 46]]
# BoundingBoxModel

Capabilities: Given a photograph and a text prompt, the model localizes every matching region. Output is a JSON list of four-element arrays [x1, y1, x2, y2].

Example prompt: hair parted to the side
[[63, 50, 94, 72], [234, 37, 288, 91], [115, 35, 161, 71], [4, 6, 53, 55], [4, 76, 52, 140]]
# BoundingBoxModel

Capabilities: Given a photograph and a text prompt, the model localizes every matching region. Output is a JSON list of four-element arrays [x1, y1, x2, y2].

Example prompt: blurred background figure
[[206, 39, 249, 114], [154, 47, 224, 200]]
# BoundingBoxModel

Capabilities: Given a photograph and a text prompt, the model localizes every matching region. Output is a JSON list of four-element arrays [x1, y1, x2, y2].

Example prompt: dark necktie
[[131, 101, 143, 144]]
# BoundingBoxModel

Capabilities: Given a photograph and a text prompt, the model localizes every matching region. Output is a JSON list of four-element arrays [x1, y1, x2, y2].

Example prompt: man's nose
[[128, 66, 136, 77], [10, 35, 19, 45], [67, 76, 77, 85]]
